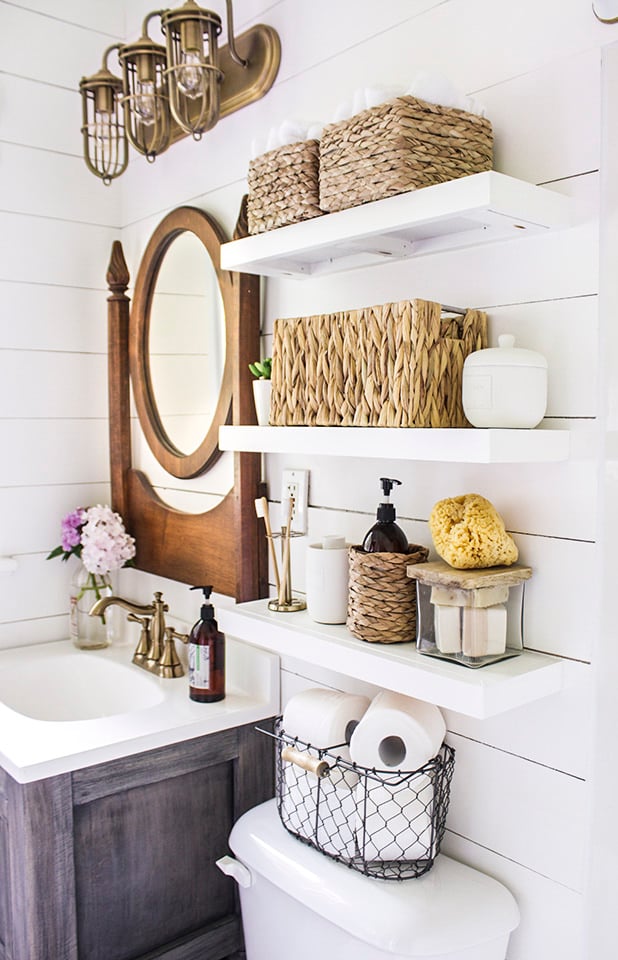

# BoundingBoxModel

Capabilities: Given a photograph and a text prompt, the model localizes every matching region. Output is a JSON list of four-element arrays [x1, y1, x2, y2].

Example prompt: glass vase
[[69, 562, 113, 650]]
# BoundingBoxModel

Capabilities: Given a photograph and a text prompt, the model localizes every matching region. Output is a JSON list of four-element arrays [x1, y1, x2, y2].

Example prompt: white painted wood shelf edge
[[217, 600, 564, 719], [219, 425, 571, 463], [220, 171, 572, 277]]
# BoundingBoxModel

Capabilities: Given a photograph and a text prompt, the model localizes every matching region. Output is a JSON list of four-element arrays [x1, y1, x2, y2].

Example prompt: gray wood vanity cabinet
[[0, 719, 275, 960]]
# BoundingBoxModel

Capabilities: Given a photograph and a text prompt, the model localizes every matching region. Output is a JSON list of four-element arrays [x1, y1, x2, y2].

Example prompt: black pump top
[[377, 477, 401, 522], [190, 585, 215, 619]]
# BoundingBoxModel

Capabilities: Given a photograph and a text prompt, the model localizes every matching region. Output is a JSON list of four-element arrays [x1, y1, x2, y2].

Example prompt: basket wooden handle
[[281, 745, 330, 779]]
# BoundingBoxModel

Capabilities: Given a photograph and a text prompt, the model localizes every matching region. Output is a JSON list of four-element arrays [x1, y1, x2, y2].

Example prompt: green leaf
[[249, 358, 272, 379]]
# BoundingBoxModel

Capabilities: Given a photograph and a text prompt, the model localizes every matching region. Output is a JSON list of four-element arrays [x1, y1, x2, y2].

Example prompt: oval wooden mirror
[[106, 203, 267, 600], [131, 207, 233, 480]]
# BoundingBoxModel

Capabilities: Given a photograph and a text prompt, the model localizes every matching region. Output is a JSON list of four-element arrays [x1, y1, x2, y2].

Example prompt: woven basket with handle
[[270, 299, 487, 427], [347, 544, 429, 644], [319, 95, 493, 214], [247, 139, 322, 234]]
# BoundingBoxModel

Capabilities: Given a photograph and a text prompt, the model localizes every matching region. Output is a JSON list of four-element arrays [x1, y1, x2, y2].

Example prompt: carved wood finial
[[106, 241, 130, 295]]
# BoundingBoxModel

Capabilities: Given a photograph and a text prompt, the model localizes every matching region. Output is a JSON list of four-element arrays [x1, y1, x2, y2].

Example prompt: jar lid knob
[[498, 334, 516, 349]]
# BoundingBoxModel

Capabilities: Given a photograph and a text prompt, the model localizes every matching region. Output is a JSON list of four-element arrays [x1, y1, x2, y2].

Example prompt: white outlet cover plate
[[282, 468, 309, 534]]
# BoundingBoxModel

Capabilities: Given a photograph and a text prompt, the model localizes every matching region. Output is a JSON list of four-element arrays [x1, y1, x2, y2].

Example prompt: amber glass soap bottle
[[187, 586, 225, 703]]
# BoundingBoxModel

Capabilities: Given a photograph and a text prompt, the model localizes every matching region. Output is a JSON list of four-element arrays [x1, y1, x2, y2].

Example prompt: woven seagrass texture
[[247, 139, 322, 234], [347, 544, 429, 644], [319, 95, 493, 213], [270, 299, 487, 427]]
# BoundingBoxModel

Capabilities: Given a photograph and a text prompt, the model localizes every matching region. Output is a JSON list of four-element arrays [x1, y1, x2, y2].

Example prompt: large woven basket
[[347, 544, 429, 644], [270, 299, 487, 427], [319, 95, 493, 214], [247, 139, 322, 234]]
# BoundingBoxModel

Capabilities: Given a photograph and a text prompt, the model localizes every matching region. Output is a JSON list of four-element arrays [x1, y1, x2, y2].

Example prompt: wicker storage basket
[[319, 95, 493, 214], [247, 139, 322, 234], [347, 544, 429, 644], [270, 299, 487, 427]]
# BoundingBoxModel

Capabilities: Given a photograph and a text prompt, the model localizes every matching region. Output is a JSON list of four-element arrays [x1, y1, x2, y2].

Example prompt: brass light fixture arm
[[224, 0, 248, 67], [101, 41, 123, 71]]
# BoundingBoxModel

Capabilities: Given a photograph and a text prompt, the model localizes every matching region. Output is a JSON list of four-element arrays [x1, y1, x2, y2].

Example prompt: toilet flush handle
[[216, 855, 253, 888]]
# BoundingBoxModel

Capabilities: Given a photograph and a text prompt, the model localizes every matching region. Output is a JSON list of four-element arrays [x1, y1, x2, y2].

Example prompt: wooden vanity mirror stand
[[106, 205, 267, 601]]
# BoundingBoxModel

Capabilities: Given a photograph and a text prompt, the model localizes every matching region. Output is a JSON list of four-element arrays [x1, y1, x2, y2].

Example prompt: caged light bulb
[[134, 80, 158, 125], [176, 49, 204, 99]]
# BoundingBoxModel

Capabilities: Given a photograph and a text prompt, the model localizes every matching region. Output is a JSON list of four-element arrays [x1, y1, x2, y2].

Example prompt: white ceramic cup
[[306, 536, 349, 624]]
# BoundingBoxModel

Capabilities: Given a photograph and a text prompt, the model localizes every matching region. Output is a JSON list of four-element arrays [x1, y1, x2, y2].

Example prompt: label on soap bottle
[[189, 643, 211, 690]]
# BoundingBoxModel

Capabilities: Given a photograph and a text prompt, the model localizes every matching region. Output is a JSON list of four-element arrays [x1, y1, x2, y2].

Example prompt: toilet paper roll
[[355, 772, 434, 861], [282, 688, 370, 753], [281, 755, 357, 857], [349, 691, 446, 772]]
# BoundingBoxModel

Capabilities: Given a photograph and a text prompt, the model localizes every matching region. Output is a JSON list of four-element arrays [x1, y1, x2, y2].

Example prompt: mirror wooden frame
[[106, 204, 267, 600], [131, 207, 233, 480]]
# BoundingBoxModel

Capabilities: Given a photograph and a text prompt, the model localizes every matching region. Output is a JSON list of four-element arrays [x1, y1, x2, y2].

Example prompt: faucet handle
[[157, 626, 188, 680], [127, 612, 151, 665]]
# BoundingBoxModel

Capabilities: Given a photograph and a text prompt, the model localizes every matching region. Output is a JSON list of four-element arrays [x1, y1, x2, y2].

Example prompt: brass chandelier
[[80, 0, 280, 184]]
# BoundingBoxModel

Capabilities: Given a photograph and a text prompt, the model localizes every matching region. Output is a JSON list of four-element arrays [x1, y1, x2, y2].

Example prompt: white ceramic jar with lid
[[462, 334, 548, 428]]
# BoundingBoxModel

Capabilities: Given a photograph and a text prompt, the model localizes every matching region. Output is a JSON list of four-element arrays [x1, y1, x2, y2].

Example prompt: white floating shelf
[[219, 425, 570, 463], [218, 600, 563, 719], [221, 171, 571, 278]]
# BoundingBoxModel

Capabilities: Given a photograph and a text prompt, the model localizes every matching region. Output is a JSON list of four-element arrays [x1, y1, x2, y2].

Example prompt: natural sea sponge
[[428, 493, 518, 569]]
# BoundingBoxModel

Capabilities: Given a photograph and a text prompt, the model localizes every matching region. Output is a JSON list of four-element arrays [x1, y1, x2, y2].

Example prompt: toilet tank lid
[[229, 800, 519, 957]]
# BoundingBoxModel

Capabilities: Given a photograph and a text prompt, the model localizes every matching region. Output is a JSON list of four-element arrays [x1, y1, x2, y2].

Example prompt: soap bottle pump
[[187, 586, 225, 703], [362, 478, 409, 554]]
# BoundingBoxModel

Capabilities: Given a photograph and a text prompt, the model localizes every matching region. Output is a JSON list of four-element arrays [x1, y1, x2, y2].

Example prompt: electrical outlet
[[281, 468, 309, 534]]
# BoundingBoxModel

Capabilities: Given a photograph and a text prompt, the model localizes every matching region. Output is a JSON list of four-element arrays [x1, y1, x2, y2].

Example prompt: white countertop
[[0, 637, 280, 783]]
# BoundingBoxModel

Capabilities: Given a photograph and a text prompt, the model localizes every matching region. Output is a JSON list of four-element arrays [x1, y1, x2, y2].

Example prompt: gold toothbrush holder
[[266, 532, 306, 613]]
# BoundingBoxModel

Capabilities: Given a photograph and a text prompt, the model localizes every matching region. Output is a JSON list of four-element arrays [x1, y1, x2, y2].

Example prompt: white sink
[[0, 637, 280, 783], [0, 644, 165, 721]]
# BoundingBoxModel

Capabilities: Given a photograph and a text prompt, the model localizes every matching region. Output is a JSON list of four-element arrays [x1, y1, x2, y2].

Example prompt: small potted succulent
[[249, 357, 272, 425]]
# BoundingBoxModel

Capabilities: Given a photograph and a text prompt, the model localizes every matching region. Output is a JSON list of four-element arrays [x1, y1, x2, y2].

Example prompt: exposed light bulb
[[94, 111, 112, 150], [134, 80, 157, 125], [176, 50, 204, 99]]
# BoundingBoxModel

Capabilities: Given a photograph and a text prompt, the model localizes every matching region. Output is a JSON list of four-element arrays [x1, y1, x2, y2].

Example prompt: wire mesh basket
[[265, 717, 455, 881]]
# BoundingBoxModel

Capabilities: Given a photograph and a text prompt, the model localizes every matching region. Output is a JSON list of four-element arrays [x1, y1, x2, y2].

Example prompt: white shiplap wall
[[0, 0, 124, 647], [2, 1, 618, 957]]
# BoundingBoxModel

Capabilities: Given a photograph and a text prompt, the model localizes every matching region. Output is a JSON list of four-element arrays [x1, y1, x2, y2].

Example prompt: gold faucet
[[89, 591, 187, 679]]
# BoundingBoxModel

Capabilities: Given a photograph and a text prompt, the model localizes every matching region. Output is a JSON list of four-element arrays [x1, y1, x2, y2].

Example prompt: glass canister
[[407, 560, 532, 668]]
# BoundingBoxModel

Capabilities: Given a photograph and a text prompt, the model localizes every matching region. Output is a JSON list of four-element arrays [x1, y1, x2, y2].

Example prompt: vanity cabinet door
[[73, 761, 235, 959], [1, 720, 274, 960]]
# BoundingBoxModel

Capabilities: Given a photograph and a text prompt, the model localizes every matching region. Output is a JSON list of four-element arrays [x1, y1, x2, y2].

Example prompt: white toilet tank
[[219, 800, 519, 960]]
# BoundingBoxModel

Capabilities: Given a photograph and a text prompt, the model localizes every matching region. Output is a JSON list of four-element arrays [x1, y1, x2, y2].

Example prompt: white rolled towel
[[249, 135, 267, 160], [278, 118, 309, 146], [306, 122, 325, 141], [349, 690, 446, 772], [333, 98, 354, 122], [355, 772, 434, 861], [406, 70, 486, 116], [364, 84, 407, 109]]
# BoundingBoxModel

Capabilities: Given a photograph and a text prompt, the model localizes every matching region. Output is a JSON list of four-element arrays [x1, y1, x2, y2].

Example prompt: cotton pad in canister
[[349, 691, 446, 771], [282, 688, 371, 750]]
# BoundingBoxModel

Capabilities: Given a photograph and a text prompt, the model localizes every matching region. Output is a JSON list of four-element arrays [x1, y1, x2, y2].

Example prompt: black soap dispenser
[[362, 478, 409, 554], [187, 586, 225, 703]]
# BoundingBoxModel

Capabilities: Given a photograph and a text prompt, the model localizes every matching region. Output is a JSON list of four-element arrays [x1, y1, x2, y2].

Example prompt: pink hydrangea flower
[[80, 505, 136, 575], [48, 504, 135, 572]]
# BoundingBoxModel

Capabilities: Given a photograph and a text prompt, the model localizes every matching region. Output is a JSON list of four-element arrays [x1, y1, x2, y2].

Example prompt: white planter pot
[[252, 379, 272, 426]]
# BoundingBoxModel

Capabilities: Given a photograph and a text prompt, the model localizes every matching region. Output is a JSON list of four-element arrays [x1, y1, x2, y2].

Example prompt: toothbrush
[[255, 497, 281, 595], [279, 496, 295, 605]]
